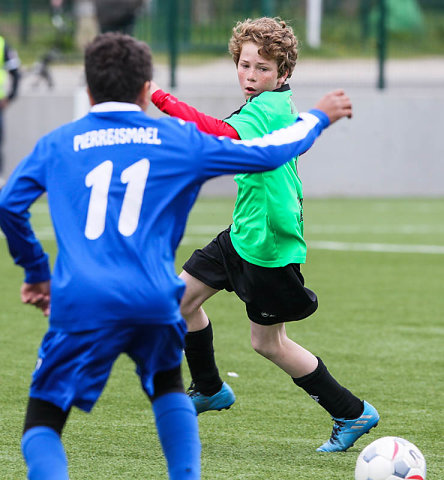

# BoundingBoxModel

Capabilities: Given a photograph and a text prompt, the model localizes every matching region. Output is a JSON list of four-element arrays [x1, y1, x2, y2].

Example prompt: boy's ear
[[277, 70, 289, 87], [137, 81, 151, 111], [86, 86, 95, 106]]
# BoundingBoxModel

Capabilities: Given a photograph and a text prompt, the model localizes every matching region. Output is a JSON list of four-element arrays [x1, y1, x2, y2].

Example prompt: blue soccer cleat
[[187, 382, 236, 414], [316, 401, 379, 452]]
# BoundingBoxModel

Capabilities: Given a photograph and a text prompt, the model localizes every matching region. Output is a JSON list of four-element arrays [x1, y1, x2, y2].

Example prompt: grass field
[[1, 196, 443, 479]]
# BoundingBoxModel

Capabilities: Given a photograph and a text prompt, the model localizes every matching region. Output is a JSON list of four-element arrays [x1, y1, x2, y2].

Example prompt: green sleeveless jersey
[[224, 85, 307, 267]]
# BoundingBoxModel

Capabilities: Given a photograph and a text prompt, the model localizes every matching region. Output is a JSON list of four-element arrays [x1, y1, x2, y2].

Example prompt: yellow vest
[[0, 36, 7, 100]]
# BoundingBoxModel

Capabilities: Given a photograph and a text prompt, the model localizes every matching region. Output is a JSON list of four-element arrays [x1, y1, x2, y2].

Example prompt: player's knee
[[150, 366, 185, 402], [23, 397, 70, 436], [179, 296, 199, 318], [179, 302, 208, 332], [251, 335, 279, 360], [179, 271, 215, 320], [178, 288, 202, 320]]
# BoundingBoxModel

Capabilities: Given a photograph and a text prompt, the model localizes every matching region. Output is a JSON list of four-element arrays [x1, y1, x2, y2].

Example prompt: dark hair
[[85, 32, 153, 104]]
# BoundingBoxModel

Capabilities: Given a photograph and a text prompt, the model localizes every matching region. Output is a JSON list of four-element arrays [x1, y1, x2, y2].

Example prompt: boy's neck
[[247, 83, 290, 102]]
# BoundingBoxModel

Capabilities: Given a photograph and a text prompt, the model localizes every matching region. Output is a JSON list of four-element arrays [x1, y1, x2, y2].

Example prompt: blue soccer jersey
[[0, 102, 329, 332]]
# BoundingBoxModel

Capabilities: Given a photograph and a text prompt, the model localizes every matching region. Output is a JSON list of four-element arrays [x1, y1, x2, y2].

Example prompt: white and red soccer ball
[[355, 436, 426, 480]]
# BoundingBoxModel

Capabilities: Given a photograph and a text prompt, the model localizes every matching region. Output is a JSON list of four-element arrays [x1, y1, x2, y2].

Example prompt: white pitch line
[[309, 240, 444, 254], [0, 228, 55, 241], [308, 225, 444, 234], [185, 224, 444, 235], [180, 236, 444, 254], [2, 231, 444, 255], [185, 225, 229, 234]]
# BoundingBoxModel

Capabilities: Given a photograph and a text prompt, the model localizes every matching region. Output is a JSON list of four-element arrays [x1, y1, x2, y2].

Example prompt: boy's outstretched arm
[[197, 88, 353, 178], [149, 80, 240, 138]]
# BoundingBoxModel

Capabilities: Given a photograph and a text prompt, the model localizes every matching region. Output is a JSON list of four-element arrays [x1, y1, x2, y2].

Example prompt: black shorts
[[182, 228, 318, 325]]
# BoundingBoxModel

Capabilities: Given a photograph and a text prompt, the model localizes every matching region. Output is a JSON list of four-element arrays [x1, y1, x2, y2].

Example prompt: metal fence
[[136, 0, 309, 53], [134, 0, 444, 55], [0, 0, 443, 62]]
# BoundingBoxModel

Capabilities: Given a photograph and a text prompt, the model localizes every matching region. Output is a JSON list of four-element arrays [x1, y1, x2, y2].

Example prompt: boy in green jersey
[[151, 17, 378, 452]]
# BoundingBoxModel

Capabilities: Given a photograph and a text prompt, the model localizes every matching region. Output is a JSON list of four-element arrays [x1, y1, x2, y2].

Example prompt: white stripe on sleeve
[[232, 112, 320, 148]]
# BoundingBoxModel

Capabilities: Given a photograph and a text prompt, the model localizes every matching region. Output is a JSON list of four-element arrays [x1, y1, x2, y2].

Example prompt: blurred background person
[[73, 0, 98, 50], [0, 34, 20, 187], [95, 0, 144, 35]]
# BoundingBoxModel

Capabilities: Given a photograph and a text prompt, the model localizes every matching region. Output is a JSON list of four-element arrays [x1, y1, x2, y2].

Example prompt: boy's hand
[[21, 280, 51, 317], [314, 89, 352, 124]]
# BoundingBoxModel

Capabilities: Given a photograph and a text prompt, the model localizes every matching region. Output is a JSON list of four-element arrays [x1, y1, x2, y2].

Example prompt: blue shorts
[[29, 321, 186, 412]]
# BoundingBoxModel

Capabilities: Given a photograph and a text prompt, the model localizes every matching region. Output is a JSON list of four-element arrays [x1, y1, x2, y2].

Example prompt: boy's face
[[237, 41, 287, 100]]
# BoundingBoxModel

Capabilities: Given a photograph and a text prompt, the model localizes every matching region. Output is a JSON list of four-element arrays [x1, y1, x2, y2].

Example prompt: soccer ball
[[355, 436, 426, 480]]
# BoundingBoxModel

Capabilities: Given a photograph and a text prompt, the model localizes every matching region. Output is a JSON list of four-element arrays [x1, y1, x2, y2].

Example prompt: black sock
[[185, 320, 223, 396], [292, 357, 364, 419]]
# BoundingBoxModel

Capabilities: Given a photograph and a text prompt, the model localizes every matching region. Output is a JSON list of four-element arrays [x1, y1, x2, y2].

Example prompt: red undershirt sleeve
[[151, 89, 240, 139]]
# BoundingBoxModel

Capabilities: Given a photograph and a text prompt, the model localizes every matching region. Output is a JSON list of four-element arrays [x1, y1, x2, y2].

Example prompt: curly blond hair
[[228, 17, 298, 79]]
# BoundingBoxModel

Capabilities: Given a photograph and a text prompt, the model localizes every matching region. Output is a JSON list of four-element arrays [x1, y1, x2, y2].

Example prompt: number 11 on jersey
[[84, 158, 150, 240]]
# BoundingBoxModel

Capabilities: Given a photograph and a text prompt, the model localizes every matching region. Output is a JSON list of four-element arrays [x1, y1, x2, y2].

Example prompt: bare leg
[[250, 321, 318, 378], [250, 320, 365, 422], [179, 270, 218, 331]]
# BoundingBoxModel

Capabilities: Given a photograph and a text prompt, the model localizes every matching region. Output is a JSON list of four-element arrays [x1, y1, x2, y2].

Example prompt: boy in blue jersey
[[0, 32, 352, 479]]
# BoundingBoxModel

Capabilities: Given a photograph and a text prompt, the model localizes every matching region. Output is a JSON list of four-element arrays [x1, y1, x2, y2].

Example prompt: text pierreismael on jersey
[[74, 126, 162, 151]]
